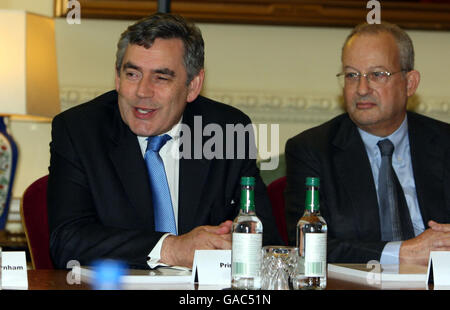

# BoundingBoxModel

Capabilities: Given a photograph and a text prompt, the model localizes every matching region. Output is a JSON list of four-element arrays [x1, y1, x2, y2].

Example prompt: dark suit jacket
[[48, 90, 282, 269], [285, 112, 450, 263]]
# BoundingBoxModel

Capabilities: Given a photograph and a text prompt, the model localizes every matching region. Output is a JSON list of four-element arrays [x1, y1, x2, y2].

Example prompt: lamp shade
[[0, 10, 60, 118]]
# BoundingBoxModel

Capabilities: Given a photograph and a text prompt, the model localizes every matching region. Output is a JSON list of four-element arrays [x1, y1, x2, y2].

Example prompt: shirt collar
[[358, 115, 409, 158], [137, 116, 183, 145]]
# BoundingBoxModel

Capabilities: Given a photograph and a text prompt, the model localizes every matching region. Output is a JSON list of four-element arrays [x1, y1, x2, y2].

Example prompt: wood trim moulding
[[58, 86, 450, 124], [202, 89, 450, 123], [55, 0, 450, 30]]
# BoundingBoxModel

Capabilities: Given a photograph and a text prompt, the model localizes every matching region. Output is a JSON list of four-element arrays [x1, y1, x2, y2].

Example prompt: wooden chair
[[20, 175, 54, 269], [267, 176, 288, 245]]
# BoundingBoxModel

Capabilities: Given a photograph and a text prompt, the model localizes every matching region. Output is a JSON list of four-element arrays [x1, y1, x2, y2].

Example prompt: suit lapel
[[177, 102, 211, 234], [408, 112, 446, 224], [108, 106, 154, 227], [332, 116, 381, 239], [178, 156, 210, 234]]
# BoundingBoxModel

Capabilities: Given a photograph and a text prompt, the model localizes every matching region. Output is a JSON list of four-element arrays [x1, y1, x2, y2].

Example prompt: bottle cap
[[241, 176, 255, 186], [305, 177, 320, 187]]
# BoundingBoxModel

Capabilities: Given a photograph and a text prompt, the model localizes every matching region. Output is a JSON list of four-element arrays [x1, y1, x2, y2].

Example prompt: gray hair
[[342, 22, 415, 71], [115, 13, 204, 84]]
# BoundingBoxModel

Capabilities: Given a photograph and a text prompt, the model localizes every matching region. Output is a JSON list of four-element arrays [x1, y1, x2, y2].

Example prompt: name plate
[[192, 250, 231, 285], [1, 251, 28, 290], [427, 251, 450, 289]]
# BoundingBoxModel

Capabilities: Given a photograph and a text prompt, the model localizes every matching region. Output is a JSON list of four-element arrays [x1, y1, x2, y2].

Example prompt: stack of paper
[[81, 266, 194, 290], [328, 263, 428, 289]]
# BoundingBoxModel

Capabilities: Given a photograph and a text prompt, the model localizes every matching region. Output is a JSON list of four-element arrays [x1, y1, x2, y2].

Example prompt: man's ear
[[186, 69, 205, 103], [406, 70, 420, 97]]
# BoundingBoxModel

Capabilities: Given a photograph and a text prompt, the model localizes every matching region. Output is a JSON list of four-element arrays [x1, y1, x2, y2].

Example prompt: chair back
[[20, 175, 54, 269], [267, 176, 288, 245]]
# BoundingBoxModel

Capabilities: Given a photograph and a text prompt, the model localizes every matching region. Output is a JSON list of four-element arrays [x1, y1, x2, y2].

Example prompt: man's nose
[[136, 79, 154, 98], [356, 74, 371, 96]]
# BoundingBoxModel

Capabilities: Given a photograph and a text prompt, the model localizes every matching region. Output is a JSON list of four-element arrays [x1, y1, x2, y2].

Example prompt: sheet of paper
[[80, 265, 193, 289], [192, 250, 231, 285], [1, 251, 28, 290], [328, 263, 427, 289], [427, 251, 450, 289]]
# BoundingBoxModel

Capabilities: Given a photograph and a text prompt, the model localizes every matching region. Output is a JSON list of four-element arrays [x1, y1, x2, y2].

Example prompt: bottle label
[[231, 233, 262, 277], [304, 233, 327, 277]]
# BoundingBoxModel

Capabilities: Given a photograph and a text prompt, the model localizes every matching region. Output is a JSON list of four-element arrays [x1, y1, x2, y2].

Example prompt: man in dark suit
[[285, 22, 450, 266], [48, 13, 281, 269]]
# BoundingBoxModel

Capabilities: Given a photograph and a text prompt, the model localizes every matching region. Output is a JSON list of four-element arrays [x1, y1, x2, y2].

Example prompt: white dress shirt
[[358, 116, 425, 264]]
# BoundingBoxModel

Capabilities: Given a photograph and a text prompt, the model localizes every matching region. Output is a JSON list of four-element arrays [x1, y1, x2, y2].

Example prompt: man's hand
[[160, 220, 233, 268], [428, 220, 450, 233], [428, 220, 450, 249], [400, 221, 450, 266]]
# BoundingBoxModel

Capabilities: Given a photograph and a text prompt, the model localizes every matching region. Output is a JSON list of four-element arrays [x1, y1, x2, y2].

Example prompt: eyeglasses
[[336, 70, 406, 88]]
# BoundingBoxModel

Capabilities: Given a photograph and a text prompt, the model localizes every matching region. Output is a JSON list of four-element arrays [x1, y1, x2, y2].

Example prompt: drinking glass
[[261, 246, 299, 290]]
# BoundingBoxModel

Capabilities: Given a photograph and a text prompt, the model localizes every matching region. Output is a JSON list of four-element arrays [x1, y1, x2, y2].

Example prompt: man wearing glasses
[[285, 22, 450, 266]]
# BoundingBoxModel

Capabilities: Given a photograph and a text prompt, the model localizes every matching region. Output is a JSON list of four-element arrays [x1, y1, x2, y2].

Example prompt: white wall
[[1, 0, 449, 198], [0, 0, 53, 16], [56, 18, 450, 166]]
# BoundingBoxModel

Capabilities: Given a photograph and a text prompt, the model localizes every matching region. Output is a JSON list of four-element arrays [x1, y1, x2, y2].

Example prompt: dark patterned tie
[[145, 134, 177, 235], [377, 139, 414, 241]]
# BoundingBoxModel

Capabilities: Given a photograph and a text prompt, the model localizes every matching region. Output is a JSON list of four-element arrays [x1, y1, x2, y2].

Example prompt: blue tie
[[377, 139, 401, 241], [145, 134, 177, 235], [377, 139, 415, 241]]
